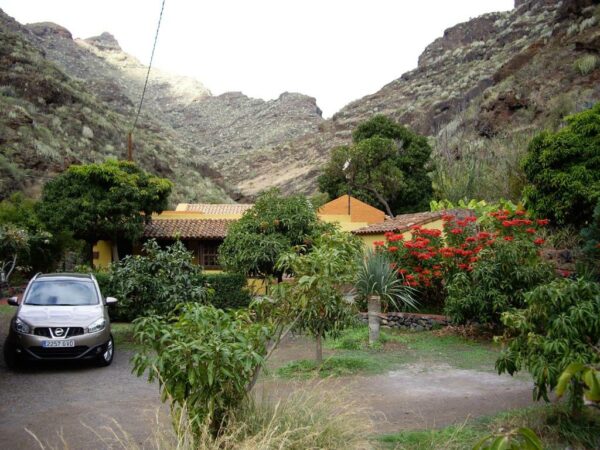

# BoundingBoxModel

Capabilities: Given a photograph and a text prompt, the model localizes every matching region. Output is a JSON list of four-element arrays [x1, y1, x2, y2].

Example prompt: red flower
[[502, 220, 514, 227], [373, 241, 385, 247], [388, 246, 399, 252], [465, 236, 476, 243], [515, 210, 526, 216], [384, 231, 394, 238], [458, 263, 469, 270], [433, 270, 443, 278], [534, 238, 545, 246], [469, 256, 478, 263], [504, 236, 514, 241], [537, 219, 549, 226], [442, 214, 455, 222], [398, 268, 408, 275], [450, 228, 463, 235], [525, 228, 536, 234]]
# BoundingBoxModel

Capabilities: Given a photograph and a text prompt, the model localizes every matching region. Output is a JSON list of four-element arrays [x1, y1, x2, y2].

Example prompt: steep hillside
[[231, 0, 600, 199], [0, 9, 231, 204], [22, 22, 324, 200]]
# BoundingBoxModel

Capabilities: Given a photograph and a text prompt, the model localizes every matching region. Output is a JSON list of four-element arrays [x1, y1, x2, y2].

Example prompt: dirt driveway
[[0, 316, 535, 449]]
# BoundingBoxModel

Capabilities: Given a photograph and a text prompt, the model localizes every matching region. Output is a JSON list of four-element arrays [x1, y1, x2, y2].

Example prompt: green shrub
[[573, 54, 598, 76], [496, 279, 600, 413], [522, 102, 600, 227], [132, 303, 271, 436], [580, 199, 600, 279], [108, 240, 207, 321], [445, 239, 554, 327], [203, 272, 252, 309]]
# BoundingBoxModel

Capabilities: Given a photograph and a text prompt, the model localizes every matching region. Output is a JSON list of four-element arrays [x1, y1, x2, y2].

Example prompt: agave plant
[[355, 249, 417, 345]]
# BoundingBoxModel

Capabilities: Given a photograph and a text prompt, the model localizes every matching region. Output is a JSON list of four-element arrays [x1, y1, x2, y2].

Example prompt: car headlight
[[14, 317, 31, 334], [87, 318, 106, 334]]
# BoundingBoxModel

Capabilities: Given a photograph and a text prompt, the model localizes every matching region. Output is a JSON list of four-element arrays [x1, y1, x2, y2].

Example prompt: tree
[[219, 189, 325, 281], [0, 225, 29, 290], [132, 304, 271, 437], [496, 279, 600, 414], [522, 102, 600, 227], [355, 249, 416, 345], [275, 229, 362, 363], [37, 160, 172, 262], [0, 193, 63, 273], [318, 115, 433, 216]]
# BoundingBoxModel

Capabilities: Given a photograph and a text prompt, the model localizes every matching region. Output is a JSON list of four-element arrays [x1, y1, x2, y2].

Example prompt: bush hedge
[[203, 272, 252, 309]]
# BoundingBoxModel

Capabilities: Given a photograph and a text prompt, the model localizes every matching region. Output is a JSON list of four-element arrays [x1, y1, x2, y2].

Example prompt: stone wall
[[359, 312, 449, 331]]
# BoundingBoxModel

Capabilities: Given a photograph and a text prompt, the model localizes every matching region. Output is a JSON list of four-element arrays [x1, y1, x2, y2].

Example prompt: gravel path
[[0, 316, 535, 449]]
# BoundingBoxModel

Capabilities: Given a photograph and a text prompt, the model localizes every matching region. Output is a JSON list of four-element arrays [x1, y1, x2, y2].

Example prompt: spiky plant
[[355, 249, 417, 345]]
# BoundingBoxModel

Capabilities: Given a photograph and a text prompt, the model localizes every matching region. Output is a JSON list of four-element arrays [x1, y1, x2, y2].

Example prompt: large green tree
[[318, 115, 433, 216], [219, 189, 325, 281], [37, 160, 172, 261], [522, 102, 600, 227]]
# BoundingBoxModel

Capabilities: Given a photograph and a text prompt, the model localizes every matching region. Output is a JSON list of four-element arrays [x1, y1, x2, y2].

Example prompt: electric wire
[[130, 0, 166, 134]]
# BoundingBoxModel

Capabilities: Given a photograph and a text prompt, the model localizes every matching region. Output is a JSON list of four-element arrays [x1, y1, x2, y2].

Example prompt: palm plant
[[355, 249, 417, 345]]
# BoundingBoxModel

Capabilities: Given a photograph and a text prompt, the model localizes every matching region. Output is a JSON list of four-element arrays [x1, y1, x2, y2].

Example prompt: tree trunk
[[111, 242, 119, 262], [315, 333, 323, 365], [368, 295, 382, 345]]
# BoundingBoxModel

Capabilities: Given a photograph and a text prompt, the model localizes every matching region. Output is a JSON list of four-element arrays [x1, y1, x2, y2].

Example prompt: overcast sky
[[2, 0, 514, 117]]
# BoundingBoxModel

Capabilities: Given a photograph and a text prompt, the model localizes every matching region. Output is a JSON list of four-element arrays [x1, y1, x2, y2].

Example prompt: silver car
[[3, 273, 117, 369]]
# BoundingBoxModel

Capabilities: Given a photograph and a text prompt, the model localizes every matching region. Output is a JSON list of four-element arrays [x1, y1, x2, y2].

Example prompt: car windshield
[[25, 280, 99, 306]]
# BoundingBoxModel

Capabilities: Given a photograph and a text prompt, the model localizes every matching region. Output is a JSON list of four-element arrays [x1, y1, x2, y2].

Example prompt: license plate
[[42, 340, 75, 348]]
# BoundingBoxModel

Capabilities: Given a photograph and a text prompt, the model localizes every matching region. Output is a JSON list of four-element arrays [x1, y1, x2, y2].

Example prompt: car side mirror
[[7, 297, 19, 306], [105, 297, 118, 305]]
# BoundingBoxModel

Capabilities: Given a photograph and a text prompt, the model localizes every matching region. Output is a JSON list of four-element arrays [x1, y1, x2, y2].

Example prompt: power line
[[128, 0, 167, 161]]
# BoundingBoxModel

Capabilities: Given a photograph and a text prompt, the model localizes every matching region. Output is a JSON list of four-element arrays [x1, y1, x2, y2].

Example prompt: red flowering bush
[[376, 208, 554, 318]]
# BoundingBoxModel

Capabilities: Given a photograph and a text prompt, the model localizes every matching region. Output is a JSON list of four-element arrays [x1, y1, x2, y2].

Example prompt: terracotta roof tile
[[184, 204, 254, 214], [351, 209, 474, 235], [144, 219, 233, 239]]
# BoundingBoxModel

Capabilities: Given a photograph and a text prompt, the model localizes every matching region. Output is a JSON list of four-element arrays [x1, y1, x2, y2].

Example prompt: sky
[[1, 0, 514, 117]]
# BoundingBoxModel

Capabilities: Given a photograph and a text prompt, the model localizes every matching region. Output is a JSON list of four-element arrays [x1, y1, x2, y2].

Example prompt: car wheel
[[96, 334, 114, 367], [3, 339, 20, 370]]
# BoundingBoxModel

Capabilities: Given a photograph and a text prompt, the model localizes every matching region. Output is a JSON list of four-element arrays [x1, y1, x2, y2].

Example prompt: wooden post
[[127, 132, 133, 161]]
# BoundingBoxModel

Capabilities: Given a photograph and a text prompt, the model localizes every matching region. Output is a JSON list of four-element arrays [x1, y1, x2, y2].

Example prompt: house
[[92, 203, 253, 270], [351, 209, 474, 247], [317, 195, 386, 232]]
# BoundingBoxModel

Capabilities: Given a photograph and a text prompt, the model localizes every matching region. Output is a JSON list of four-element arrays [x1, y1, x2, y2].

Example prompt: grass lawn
[[0, 304, 15, 320], [111, 322, 138, 350], [376, 404, 600, 450], [276, 327, 501, 379]]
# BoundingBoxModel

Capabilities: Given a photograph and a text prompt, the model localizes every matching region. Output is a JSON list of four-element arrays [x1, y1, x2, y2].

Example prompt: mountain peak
[[27, 22, 73, 40], [84, 32, 121, 51]]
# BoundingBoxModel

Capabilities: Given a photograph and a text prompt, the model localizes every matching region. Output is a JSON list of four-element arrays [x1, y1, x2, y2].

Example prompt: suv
[[3, 273, 117, 368]]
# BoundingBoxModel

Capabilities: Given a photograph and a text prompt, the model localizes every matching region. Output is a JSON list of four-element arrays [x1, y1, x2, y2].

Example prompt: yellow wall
[[318, 213, 369, 232], [93, 240, 113, 269], [358, 218, 445, 249]]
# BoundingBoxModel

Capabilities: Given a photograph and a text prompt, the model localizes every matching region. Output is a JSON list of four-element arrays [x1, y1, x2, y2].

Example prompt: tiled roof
[[352, 209, 476, 235], [352, 211, 443, 235], [183, 203, 254, 214], [144, 219, 233, 239]]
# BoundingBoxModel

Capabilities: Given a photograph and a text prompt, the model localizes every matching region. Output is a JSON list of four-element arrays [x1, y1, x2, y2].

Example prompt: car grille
[[28, 346, 89, 359], [33, 327, 84, 338]]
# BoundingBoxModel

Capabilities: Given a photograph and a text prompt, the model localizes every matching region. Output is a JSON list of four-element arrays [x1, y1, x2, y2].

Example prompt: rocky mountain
[[0, 9, 233, 204], [16, 21, 324, 200], [228, 0, 600, 199], [2, 0, 599, 203]]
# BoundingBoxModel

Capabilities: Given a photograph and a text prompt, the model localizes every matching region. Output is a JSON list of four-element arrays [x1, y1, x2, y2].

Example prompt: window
[[25, 281, 99, 306], [198, 241, 221, 269]]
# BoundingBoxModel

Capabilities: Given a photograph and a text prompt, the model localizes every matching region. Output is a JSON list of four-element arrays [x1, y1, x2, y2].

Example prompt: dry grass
[[25, 384, 373, 450]]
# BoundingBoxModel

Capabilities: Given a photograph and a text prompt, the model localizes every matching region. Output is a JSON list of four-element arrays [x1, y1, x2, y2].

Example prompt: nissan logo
[[54, 328, 64, 337]]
